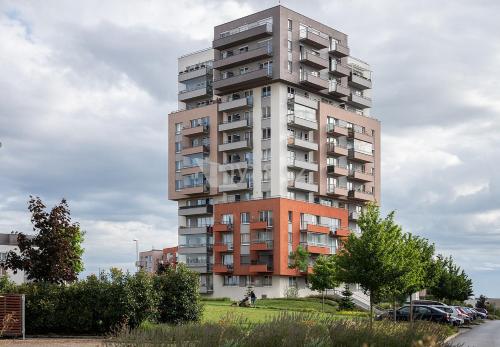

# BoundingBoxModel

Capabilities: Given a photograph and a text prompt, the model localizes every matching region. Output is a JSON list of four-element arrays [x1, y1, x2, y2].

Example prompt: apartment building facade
[[168, 6, 380, 299]]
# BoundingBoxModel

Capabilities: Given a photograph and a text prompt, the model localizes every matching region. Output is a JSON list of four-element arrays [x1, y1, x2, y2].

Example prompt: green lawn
[[202, 298, 367, 323]]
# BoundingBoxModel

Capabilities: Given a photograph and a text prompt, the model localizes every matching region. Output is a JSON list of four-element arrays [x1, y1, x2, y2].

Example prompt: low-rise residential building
[[0, 233, 28, 284]]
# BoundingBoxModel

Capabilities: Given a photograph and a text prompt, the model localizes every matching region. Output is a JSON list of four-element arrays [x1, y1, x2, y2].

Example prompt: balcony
[[218, 117, 251, 132], [300, 51, 329, 70], [213, 242, 233, 253], [213, 263, 234, 273], [214, 43, 272, 69], [299, 28, 329, 49], [299, 72, 328, 90], [287, 115, 318, 131], [288, 179, 319, 193], [347, 93, 372, 109], [178, 204, 213, 216], [348, 170, 374, 182], [213, 223, 232, 232], [250, 240, 274, 251], [250, 221, 270, 230], [349, 189, 375, 202], [349, 211, 360, 221], [181, 183, 209, 195], [218, 96, 253, 112], [218, 160, 250, 172], [287, 136, 318, 151], [304, 244, 330, 255], [335, 228, 350, 237], [349, 73, 372, 90], [326, 143, 348, 157], [178, 226, 209, 235], [181, 145, 209, 156], [329, 42, 350, 57], [218, 138, 252, 152], [348, 149, 374, 163], [304, 224, 330, 234], [249, 262, 273, 273], [348, 128, 373, 143], [179, 163, 205, 176], [330, 62, 350, 77], [287, 158, 318, 172], [213, 67, 272, 93], [182, 124, 208, 137], [213, 22, 273, 50], [178, 66, 211, 82], [326, 123, 348, 137], [178, 86, 210, 102], [218, 180, 252, 192], [328, 82, 350, 98], [327, 164, 348, 177], [326, 185, 348, 197]]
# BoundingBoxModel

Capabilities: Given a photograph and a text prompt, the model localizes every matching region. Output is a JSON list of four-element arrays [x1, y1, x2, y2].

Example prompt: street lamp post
[[133, 239, 139, 271]]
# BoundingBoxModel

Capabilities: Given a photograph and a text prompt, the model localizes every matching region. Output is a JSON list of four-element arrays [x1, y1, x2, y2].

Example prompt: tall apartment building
[[168, 6, 380, 299]]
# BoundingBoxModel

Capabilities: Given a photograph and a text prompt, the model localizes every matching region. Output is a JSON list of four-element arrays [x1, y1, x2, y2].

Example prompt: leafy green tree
[[6, 196, 85, 283], [309, 255, 339, 311], [333, 203, 408, 328], [338, 284, 355, 310], [429, 255, 473, 304], [155, 264, 203, 324], [384, 235, 434, 321], [288, 244, 310, 273], [476, 295, 487, 309]]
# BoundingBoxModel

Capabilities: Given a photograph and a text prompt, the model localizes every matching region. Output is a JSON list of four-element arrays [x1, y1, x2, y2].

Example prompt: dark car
[[391, 305, 452, 324], [410, 300, 447, 306], [476, 307, 488, 316]]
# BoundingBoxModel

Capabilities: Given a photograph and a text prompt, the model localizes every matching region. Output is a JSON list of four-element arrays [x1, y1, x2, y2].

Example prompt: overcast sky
[[1, 0, 499, 297]]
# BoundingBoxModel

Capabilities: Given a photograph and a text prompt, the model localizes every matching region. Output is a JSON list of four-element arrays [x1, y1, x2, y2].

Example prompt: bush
[[0, 266, 201, 334], [155, 264, 203, 324], [108, 312, 453, 347]]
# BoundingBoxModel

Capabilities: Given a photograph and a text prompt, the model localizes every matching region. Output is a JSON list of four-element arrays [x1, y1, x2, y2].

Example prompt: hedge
[[0, 264, 202, 335]]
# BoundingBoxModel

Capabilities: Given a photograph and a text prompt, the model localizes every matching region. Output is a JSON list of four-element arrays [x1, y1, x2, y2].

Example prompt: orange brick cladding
[[213, 197, 348, 277]]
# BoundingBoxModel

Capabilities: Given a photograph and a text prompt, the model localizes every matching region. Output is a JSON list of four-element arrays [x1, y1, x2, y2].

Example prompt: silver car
[[433, 305, 464, 326]]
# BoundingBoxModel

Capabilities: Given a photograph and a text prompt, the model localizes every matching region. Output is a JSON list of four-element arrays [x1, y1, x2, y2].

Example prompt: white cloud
[[1, 0, 500, 296]]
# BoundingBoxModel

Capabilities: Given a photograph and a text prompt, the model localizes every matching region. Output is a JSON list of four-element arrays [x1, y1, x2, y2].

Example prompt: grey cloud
[[1, 0, 500, 296]]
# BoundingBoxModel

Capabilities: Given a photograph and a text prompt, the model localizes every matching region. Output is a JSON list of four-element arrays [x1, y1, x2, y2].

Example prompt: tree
[[338, 284, 355, 310], [154, 264, 203, 324], [333, 203, 408, 328], [288, 244, 309, 273], [428, 255, 473, 304], [6, 196, 85, 283], [476, 294, 488, 309], [384, 234, 434, 321], [309, 255, 339, 311], [476, 295, 487, 309]]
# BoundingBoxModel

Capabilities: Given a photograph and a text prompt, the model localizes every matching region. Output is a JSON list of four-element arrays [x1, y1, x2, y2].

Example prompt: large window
[[221, 214, 234, 225], [262, 86, 271, 97], [223, 275, 239, 286], [179, 234, 207, 247], [241, 212, 250, 224], [353, 139, 373, 155], [259, 211, 273, 226], [178, 254, 207, 266], [294, 103, 316, 121]]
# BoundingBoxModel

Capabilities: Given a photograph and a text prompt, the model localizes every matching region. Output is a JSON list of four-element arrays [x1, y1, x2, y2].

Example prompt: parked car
[[411, 300, 447, 306], [460, 307, 477, 320], [471, 308, 487, 319], [475, 307, 488, 316], [451, 307, 472, 324], [386, 305, 452, 324], [432, 305, 465, 326]]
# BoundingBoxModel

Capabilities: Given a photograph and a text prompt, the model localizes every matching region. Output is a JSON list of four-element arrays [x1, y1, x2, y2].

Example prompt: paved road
[[452, 320, 500, 347]]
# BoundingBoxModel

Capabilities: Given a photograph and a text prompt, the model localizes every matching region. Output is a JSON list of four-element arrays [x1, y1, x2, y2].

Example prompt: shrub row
[[107, 312, 454, 347], [0, 264, 202, 335]]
